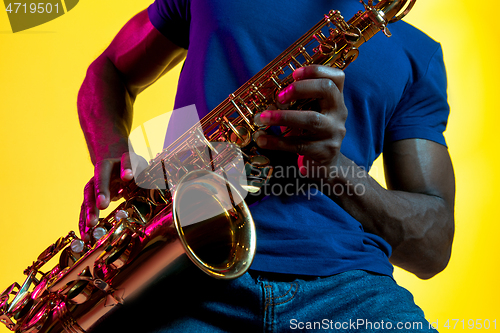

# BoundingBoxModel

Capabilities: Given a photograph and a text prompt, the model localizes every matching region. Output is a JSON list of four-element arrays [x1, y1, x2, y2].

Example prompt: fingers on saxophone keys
[[252, 129, 268, 147], [292, 65, 345, 93], [254, 110, 331, 134], [254, 131, 311, 155], [94, 160, 114, 210], [120, 152, 134, 181], [79, 201, 89, 241], [84, 178, 99, 230]]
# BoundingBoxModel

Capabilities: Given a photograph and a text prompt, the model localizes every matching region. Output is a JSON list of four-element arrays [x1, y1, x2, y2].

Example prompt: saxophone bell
[[173, 169, 256, 279]]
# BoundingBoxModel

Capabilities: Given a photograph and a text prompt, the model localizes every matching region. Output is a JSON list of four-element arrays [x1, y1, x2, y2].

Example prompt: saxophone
[[0, 1, 416, 332]]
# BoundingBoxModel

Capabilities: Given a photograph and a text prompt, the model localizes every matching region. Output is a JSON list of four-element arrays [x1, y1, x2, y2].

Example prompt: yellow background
[[0, 0, 498, 331]]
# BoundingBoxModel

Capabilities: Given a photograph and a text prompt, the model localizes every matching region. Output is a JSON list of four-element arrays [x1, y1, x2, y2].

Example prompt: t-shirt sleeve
[[147, 0, 191, 49], [385, 45, 450, 147]]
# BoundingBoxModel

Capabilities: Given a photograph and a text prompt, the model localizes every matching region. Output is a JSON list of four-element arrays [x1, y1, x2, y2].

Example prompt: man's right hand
[[77, 9, 186, 241], [79, 153, 134, 242]]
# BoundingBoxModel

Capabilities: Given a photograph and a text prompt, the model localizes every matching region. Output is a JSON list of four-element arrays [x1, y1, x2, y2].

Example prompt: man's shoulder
[[391, 20, 442, 54]]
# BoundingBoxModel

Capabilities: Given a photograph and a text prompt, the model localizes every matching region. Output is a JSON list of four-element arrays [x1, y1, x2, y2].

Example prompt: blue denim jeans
[[92, 268, 437, 332]]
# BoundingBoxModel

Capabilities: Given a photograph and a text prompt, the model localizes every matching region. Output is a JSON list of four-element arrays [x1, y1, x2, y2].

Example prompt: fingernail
[[252, 131, 260, 142], [293, 67, 305, 80], [253, 132, 267, 147], [87, 216, 99, 228], [254, 111, 270, 126], [278, 88, 289, 104], [87, 213, 98, 227], [121, 169, 133, 181], [97, 194, 108, 208]]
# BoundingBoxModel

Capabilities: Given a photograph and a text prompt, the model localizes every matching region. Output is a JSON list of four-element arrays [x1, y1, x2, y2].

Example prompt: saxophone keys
[[114, 209, 129, 221], [250, 155, 270, 166], [123, 197, 153, 226], [66, 279, 93, 304], [97, 231, 133, 270], [92, 227, 107, 241], [290, 55, 303, 68], [298, 46, 313, 64], [18, 294, 57, 333], [228, 126, 252, 148], [382, 25, 392, 37], [250, 83, 267, 102], [342, 26, 361, 43], [0, 315, 15, 331], [251, 100, 262, 113], [318, 42, 335, 55], [5, 291, 32, 323], [230, 97, 255, 130], [313, 32, 327, 42], [221, 116, 252, 148], [70, 239, 85, 254], [238, 126, 253, 147], [59, 242, 85, 270], [241, 161, 273, 193], [31, 275, 50, 300], [240, 154, 272, 194], [270, 76, 282, 89]]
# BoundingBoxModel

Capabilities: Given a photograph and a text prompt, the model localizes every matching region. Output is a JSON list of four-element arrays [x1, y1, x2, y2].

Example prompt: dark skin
[[79, 10, 455, 279]]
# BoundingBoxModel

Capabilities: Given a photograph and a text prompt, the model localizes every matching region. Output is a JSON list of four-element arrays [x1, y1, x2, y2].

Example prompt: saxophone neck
[[373, 0, 417, 23]]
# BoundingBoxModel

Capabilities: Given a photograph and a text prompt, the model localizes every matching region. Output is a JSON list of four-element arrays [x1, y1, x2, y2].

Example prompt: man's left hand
[[253, 65, 347, 179]]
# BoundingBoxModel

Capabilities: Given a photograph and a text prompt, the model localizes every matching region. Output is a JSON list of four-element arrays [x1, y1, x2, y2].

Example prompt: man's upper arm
[[100, 9, 187, 97], [383, 139, 455, 208], [383, 138, 455, 274]]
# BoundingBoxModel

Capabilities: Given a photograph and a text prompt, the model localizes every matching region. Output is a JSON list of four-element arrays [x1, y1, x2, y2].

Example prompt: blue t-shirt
[[147, 0, 449, 277]]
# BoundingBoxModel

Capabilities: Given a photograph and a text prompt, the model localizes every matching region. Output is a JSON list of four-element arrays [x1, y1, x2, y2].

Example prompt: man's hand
[[77, 9, 186, 241], [79, 153, 135, 242], [253, 65, 347, 180]]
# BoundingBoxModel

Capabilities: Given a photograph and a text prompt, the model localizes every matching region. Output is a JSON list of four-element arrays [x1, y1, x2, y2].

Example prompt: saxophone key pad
[[92, 227, 107, 241]]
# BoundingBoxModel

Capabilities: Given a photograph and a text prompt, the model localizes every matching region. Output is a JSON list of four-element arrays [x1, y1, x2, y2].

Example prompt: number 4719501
[[5, 3, 60, 14], [443, 319, 497, 329]]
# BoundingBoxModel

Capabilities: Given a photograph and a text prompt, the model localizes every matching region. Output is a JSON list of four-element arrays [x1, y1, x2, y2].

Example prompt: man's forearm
[[328, 153, 454, 279], [78, 55, 134, 165]]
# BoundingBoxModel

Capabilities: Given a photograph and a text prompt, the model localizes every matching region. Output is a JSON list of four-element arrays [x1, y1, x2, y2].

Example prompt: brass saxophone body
[[0, 1, 415, 332]]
